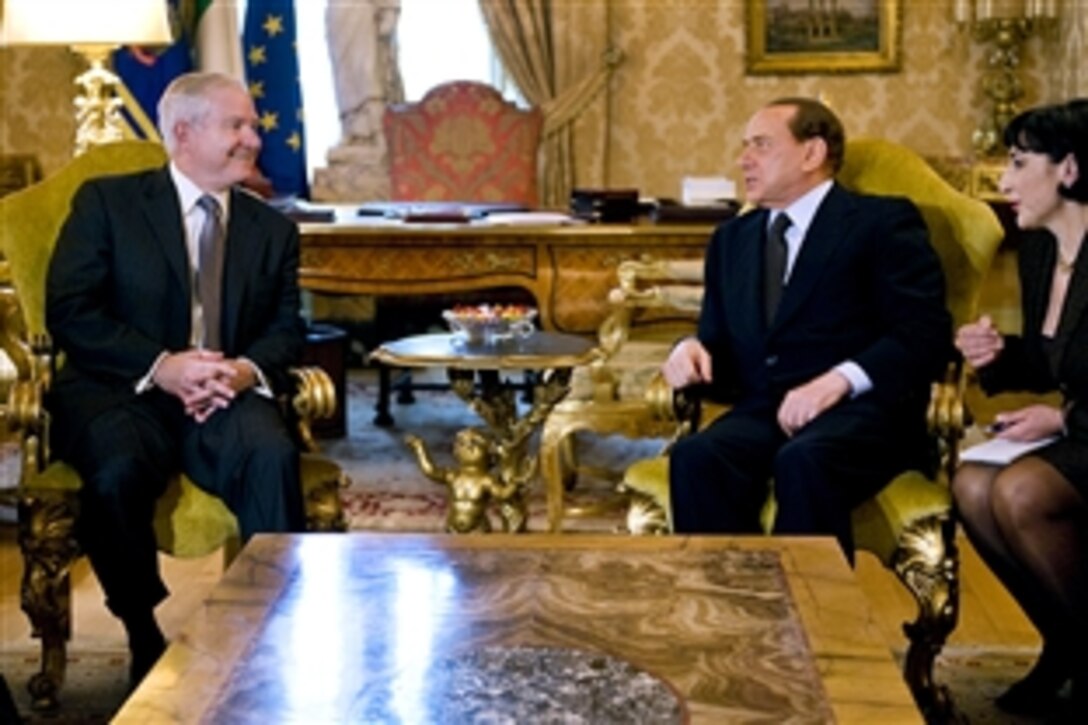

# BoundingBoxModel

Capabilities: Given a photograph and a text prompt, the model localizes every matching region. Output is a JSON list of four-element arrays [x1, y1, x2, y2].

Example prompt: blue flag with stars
[[243, 0, 308, 198]]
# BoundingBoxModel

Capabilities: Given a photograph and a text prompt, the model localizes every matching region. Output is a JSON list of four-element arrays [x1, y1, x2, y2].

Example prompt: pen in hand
[[984, 421, 1009, 435]]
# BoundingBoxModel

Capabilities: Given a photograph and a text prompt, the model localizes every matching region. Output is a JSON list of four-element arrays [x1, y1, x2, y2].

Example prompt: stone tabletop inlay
[[205, 545, 831, 724], [419, 645, 684, 724], [117, 535, 922, 724]]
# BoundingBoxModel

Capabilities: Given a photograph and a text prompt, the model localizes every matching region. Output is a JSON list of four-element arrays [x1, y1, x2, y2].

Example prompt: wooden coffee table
[[115, 534, 920, 723]]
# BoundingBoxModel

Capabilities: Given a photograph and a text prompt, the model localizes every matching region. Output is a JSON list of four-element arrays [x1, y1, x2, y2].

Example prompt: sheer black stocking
[[953, 458, 1088, 711]]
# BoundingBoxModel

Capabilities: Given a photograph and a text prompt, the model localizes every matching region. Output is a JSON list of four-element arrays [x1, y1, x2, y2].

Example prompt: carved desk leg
[[893, 512, 961, 723], [17, 488, 80, 712]]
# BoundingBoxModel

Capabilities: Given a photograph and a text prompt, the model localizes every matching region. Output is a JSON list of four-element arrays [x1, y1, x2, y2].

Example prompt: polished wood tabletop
[[115, 533, 920, 724]]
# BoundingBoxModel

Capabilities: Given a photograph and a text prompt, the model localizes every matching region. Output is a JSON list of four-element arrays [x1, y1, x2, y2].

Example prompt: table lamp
[[0, 0, 173, 155]]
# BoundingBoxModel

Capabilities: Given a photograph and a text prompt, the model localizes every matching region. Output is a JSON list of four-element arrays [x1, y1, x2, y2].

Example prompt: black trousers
[[67, 390, 304, 620], [669, 395, 925, 557]]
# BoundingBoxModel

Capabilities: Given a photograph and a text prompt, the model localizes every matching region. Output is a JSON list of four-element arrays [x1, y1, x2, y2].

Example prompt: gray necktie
[[763, 212, 792, 327], [196, 194, 225, 350]]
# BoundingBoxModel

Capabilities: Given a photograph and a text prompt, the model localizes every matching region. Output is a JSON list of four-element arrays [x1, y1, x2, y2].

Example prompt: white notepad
[[960, 436, 1059, 465]]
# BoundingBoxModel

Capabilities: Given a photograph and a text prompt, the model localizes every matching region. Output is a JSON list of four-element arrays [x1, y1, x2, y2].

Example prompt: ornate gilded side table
[[371, 332, 599, 533]]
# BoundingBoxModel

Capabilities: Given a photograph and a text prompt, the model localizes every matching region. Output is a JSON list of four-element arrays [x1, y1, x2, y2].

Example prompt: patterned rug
[[328, 372, 663, 533]]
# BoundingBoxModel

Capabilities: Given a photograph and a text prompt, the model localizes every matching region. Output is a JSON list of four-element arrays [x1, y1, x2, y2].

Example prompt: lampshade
[[0, 0, 173, 47]]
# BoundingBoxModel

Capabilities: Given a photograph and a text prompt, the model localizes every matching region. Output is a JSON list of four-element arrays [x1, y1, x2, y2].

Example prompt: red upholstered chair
[[383, 81, 542, 205]]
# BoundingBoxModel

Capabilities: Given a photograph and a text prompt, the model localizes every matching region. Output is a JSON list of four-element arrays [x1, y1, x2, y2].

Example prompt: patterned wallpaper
[[1, 2, 1084, 195], [603, 0, 1072, 198], [0, 47, 79, 177]]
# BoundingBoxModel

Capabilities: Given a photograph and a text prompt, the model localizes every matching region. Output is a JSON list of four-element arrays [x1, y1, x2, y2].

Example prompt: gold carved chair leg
[[541, 399, 673, 532], [540, 413, 592, 532], [300, 453, 350, 532], [893, 512, 961, 721], [17, 488, 80, 712]]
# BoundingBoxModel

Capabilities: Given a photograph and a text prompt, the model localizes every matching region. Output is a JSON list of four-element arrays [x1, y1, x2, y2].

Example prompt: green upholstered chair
[[0, 140, 347, 712], [618, 138, 1005, 720]]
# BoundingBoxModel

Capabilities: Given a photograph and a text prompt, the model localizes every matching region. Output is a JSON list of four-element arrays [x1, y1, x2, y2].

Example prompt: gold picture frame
[[747, 0, 901, 75]]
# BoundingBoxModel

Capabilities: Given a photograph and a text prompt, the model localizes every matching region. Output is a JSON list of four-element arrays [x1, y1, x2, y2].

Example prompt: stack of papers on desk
[[479, 211, 579, 226], [960, 435, 1059, 465]]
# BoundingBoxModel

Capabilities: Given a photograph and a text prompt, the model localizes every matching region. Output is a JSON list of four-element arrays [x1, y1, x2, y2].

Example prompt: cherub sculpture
[[405, 428, 529, 533]]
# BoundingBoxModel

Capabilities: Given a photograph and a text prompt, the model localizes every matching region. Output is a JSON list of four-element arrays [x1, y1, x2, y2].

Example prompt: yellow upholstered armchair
[[0, 140, 347, 712], [617, 138, 1005, 720]]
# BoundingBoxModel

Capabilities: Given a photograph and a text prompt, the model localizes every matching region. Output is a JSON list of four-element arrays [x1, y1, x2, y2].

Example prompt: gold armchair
[[539, 256, 703, 531], [617, 138, 1005, 720], [0, 140, 347, 712]]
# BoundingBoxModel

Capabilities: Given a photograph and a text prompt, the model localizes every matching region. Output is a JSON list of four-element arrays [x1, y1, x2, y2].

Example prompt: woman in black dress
[[955, 99, 1088, 717]]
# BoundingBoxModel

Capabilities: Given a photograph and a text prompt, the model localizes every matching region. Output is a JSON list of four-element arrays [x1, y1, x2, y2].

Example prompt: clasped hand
[[662, 338, 849, 436], [153, 349, 253, 422], [956, 314, 1004, 369]]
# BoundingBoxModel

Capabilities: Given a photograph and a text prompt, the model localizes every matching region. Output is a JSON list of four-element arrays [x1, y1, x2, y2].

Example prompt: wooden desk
[[116, 534, 920, 724], [299, 213, 713, 335]]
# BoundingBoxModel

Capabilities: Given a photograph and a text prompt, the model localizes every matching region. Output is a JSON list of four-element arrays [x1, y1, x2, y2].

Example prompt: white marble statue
[[313, 0, 404, 200]]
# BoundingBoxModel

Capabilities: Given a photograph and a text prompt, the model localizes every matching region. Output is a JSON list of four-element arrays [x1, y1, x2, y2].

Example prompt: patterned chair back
[[383, 81, 542, 205]]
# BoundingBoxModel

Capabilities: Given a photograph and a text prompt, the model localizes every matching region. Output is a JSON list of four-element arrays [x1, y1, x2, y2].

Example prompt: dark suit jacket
[[697, 183, 950, 419], [46, 166, 304, 452], [980, 229, 1088, 440]]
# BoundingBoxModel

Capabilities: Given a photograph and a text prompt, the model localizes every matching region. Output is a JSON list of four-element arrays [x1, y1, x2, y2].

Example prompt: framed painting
[[746, 0, 901, 74]]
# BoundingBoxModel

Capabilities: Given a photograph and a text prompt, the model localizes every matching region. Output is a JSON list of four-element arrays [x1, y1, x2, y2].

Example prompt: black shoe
[[123, 610, 167, 690], [128, 636, 167, 691], [995, 645, 1072, 715]]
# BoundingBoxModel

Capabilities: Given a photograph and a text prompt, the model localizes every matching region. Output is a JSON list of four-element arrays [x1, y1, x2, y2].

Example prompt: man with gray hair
[[46, 71, 306, 686], [662, 98, 950, 557]]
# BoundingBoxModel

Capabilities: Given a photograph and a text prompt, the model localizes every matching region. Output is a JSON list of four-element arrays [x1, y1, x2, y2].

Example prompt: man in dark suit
[[663, 98, 950, 555], [46, 72, 305, 685]]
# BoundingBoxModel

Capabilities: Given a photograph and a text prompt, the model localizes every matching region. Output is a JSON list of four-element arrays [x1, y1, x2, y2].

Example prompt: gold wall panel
[[0, 48, 78, 177], [1050, 2, 1087, 101]]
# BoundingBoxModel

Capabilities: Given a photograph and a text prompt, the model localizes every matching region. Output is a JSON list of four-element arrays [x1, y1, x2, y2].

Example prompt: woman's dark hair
[[1003, 99, 1088, 202], [769, 97, 846, 174]]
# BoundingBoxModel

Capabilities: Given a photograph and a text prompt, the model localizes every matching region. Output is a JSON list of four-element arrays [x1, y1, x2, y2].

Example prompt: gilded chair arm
[[288, 365, 336, 453], [643, 373, 677, 422], [639, 373, 707, 449], [0, 287, 52, 475], [615, 257, 703, 289], [927, 359, 969, 480]]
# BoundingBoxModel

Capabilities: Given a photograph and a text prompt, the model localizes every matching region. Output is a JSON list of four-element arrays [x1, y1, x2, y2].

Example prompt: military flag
[[113, 0, 244, 138]]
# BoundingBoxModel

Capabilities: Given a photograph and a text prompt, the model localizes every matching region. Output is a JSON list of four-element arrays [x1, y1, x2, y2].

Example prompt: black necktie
[[196, 195, 225, 350], [763, 212, 792, 327]]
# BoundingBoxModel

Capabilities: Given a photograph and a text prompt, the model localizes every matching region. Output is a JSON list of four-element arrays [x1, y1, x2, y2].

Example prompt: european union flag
[[243, 0, 309, 198]]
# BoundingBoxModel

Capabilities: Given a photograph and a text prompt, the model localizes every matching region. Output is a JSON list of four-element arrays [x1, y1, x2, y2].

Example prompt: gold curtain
[[479, 0, 623, 208]]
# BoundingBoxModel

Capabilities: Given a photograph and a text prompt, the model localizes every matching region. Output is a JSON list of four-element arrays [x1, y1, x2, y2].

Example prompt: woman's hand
[[990, 405, 1065, 442], [955, 315, 1004, 369]]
